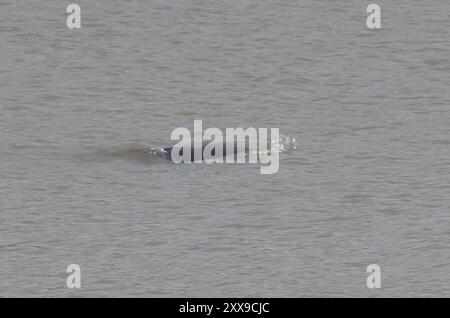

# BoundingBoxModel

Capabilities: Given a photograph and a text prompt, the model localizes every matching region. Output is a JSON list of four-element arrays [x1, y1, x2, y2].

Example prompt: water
[[1, 0, 449, 297]]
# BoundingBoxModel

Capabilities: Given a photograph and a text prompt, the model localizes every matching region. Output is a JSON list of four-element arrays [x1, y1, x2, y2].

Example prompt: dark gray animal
[[163, 143, 248, 162]]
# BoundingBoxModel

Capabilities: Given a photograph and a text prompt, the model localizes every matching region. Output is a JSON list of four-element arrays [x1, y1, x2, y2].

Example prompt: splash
[[272, 135, 298, 154]]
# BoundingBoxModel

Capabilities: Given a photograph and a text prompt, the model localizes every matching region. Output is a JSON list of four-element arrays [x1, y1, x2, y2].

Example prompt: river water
[[1, 0, 449, 297]]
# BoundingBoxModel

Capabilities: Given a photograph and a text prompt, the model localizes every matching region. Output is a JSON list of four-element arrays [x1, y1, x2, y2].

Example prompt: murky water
[[1, 1, 449, 297]]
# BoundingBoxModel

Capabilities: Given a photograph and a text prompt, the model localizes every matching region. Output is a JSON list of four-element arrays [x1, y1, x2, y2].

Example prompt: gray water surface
[[1, 1, 449, 297]]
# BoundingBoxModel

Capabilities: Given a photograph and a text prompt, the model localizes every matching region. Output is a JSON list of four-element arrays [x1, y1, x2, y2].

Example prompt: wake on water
[[92, 135, 298, 164], [151, 134, 297, 162]]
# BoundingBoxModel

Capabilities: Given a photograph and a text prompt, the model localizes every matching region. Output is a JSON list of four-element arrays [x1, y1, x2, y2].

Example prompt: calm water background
[[1, 0, 449, 297]]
